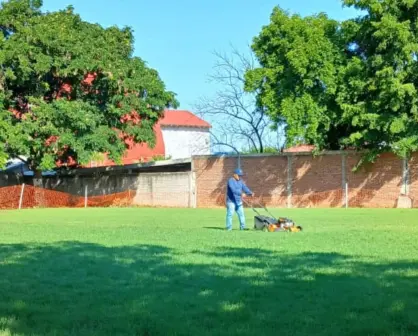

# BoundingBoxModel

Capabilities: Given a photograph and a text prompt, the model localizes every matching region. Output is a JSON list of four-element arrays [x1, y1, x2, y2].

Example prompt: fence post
[[342, 154, 348, 208], [84, 185, 88, 208], [401, 157, 410, 195], [287, 155, 292, 208], [151, 176, 155, 206], [345, 182, 349, 209], [188, 172, 192, 208], [190, 158, 197, 209], [188, 172, 197, 208], [18, 183, 25, 210]]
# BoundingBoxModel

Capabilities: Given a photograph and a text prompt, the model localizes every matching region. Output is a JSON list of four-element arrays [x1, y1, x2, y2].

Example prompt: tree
[[195, 47, 283, 154], [244, 7, 347, 150], [337, 0, 418, 162], [0, 0, 177, 174], [245, 1, 418, 162]]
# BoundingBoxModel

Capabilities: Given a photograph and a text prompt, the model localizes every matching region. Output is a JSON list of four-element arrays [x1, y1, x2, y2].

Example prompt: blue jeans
[[226, 202, 246, 230]]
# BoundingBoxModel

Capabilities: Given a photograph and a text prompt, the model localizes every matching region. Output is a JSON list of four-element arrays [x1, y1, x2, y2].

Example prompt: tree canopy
[[245, 0, 418, 161], [0, 0, 177, 172]]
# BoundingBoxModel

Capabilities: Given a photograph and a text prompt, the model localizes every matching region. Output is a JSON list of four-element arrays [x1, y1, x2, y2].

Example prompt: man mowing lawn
[[225, 168, 254, 231]]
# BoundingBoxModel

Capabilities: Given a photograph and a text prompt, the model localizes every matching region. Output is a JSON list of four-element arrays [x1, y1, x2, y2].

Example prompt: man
[[225, 168, 254, 231]]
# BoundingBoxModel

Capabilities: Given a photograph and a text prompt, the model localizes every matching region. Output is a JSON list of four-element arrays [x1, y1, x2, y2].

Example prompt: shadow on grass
[[1, 242, 418, 336]]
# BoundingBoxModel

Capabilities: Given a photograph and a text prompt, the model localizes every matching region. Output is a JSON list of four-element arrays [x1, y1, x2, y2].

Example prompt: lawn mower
[[246, 200, 303, 232]]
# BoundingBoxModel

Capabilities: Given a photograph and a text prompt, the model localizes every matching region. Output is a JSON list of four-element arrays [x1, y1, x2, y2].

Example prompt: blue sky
[[42, 0, 358, 112]]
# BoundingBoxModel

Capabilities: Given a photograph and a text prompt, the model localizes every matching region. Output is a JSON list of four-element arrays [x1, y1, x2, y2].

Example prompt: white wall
[[133, 172, 193, 207], [161, 126, 211, 159]]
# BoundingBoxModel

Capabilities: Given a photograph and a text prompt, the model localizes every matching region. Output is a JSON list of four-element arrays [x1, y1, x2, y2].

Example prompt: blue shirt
[[226, 177, 253, 206]]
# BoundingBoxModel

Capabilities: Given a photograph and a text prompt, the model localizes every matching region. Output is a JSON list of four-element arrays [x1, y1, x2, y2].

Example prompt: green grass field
[[1, 208, 418, 336]]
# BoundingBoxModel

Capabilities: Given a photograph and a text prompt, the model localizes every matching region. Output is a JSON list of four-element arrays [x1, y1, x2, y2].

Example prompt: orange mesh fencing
[[0, 185, 22, 209], [0, 185, 136, 209], [87, 190, 135, 207]]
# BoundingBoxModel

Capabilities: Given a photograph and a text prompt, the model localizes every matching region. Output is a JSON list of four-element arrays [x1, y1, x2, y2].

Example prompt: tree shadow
[[345, 153, 403, 208], [280, 153, 402, 208], [1, 242, 417, 336], [291, 155, 344, 208], [194, 155, 288, 208], [2, 152, 410, 209], [193, 153, 405, 208]]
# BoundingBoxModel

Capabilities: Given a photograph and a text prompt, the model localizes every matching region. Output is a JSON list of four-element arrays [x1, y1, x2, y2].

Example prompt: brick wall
[[193, 156, 287, 208], [346, 153, 403, 208], [2, 152, 416, 209], [291, 155, 343, 208], [193, 152, 416, 208]]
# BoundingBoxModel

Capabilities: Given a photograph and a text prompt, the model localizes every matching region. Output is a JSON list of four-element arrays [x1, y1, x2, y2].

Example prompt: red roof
[[84, 110, 209, 167], [159, 110, 211, 128], [87, 123, 166, 167]]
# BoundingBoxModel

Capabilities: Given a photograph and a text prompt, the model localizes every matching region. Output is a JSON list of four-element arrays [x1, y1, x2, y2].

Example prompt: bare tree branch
[[195, 46, 284, 153], [209, 131, 239, 154]]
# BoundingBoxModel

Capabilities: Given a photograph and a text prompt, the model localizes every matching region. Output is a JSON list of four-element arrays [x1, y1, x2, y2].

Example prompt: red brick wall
[[193, 156, 287, 208], [410, 153, 418, 208], [346, 153, 402, 208], [292, 155, 343, 208], [193, 152, 413, 208]]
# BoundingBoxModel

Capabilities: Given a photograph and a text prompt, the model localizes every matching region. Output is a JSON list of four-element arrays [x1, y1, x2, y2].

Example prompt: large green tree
[[0, 0, 177, 174], [245, 1, 418, 161], [245, 8, 346, 150], [338, 0, 418, 160]]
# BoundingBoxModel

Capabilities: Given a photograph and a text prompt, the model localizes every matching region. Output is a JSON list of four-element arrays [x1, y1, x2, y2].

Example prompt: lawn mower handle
[[243, 199, 277, 220]]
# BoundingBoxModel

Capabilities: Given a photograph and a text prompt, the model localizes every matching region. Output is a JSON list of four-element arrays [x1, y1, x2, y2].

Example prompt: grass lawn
[[0, 208, 418, 336]]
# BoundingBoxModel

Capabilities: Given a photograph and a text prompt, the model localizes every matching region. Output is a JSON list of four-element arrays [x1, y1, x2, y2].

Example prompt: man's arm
[[242, 182, 253, 196]]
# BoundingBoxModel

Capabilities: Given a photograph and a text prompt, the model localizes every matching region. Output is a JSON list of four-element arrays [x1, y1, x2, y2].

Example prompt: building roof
[[85, 123, 166, 167], [62, 158, 192, 176], [84, 110, 209, 167], [159, 110, 211, 128], [8, 108, 209, 169], [1, 160, 56, 176]]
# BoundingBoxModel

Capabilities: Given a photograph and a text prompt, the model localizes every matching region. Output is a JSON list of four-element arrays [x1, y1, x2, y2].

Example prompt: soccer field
[[1, 208, 418, 336]]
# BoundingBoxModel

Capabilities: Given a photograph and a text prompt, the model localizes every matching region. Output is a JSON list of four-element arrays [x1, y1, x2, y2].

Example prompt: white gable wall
[[161, 126, 211, 160]]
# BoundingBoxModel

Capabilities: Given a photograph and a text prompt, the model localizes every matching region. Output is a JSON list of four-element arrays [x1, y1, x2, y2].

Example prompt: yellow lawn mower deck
[[248, 201, 303, 232]]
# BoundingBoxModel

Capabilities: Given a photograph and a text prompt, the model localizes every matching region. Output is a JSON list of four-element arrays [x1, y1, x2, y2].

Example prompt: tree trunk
[[33, 170, 45, 208]]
